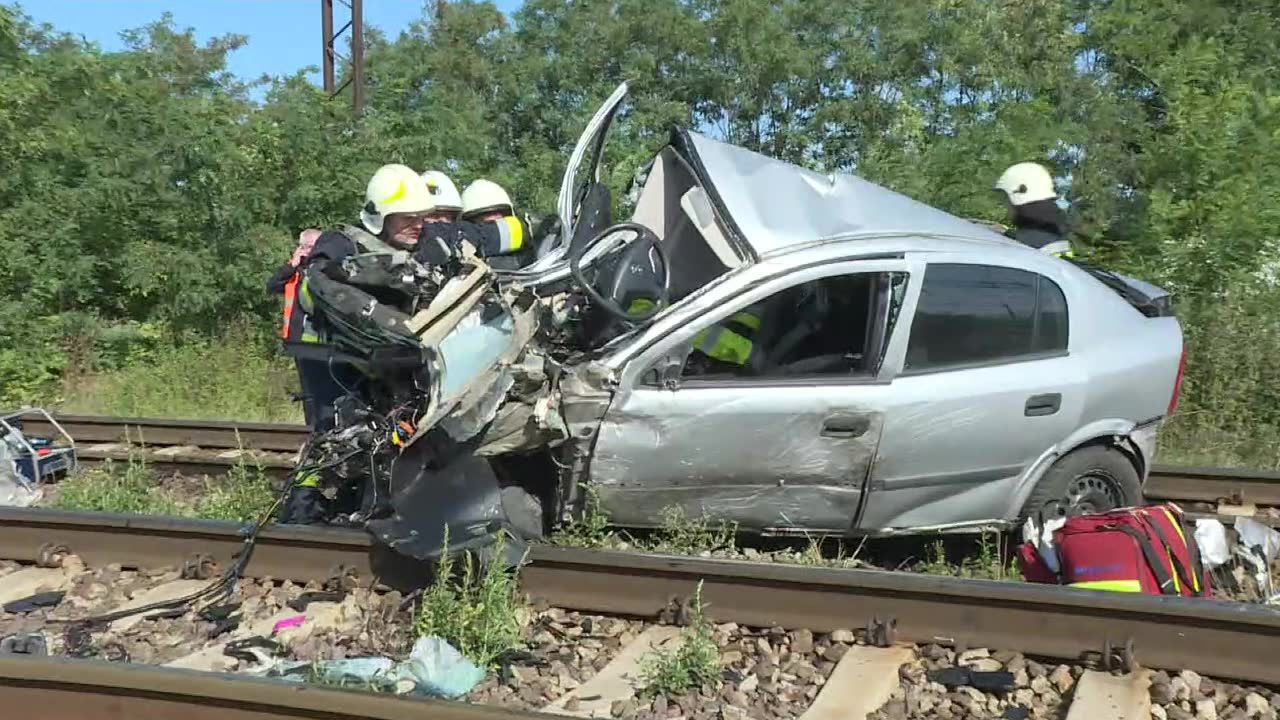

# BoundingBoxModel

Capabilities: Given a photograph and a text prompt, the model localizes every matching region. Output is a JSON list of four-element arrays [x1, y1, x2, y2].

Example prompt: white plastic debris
[[1194, 518, 1231, 568], [396, 635, 486, 699], [0, 438, 41, 508], [1235, 517, 1280, 562], [1234, 517, 1280, 604], [1021, 515, 1066, 574], [257, 636, 484, 698]]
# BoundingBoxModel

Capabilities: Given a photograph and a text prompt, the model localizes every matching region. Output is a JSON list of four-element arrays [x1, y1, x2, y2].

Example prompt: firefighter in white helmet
[[416, 176, 532, 270], [420, 170, 463, 222], [994, 162, 1074, 258]]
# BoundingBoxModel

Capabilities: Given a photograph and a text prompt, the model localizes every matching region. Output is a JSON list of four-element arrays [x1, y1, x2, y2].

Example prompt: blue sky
[[15, 0, 523, 86]]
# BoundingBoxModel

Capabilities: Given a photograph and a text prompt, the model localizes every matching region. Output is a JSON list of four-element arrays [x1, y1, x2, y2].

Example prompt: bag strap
[[1136, 510, 1201, 596], [1112, 524, 1178, 595], [1156, 504, 1208, 596]]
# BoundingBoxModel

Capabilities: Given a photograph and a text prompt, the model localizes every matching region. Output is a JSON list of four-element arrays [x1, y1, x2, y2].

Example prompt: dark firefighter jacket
[[415, 216, 534, 270]]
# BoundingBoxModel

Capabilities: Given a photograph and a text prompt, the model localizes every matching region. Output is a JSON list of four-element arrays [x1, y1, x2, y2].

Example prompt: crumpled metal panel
[[683, 131, 1012, 257], [587, 386, 881, 533], [596, 484, 862, 534]]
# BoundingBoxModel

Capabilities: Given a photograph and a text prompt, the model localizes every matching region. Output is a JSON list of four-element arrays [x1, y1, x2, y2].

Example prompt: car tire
[[1019, 445, 1142, 522], [500, 485, 546, 541]]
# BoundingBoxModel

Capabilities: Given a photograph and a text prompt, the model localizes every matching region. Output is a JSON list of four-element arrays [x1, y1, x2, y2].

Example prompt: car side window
[[904, 264, 1068, 372], [675, 271, 904, 380]]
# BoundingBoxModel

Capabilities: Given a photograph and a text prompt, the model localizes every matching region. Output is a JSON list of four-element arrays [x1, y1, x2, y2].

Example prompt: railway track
[[0, 506, 1278, 685], [17, 412, 1280, 509], [0, 505, 1279, 719]]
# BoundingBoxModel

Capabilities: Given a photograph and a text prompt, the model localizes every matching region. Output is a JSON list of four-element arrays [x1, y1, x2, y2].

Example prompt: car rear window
[[905, 264, 1068, 372]]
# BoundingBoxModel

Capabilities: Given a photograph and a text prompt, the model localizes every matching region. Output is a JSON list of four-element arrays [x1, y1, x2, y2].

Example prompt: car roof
[[683, 130, 1018, 257]]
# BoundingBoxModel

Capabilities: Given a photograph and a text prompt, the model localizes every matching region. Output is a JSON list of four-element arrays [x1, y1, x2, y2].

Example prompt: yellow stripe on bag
[[1069, 580, 1143, 593]]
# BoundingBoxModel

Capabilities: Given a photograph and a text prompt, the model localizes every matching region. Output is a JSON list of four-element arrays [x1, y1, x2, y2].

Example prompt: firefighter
[[267, 229, 322, 426], [459, 178, 533, 269], [415, 177, 533, 270], [688, 306, 765, 373], [279, 163, 438, 525], [420, 170, 464, 222], [993, 162, 1075, 258]]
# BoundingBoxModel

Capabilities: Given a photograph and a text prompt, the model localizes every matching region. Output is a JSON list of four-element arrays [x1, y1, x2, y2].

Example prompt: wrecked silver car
[[298, 83, 1187, 560]]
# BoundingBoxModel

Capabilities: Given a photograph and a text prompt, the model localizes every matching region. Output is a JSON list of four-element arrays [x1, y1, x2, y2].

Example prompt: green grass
[[57, 327, 302, 423], [53, 455, 184, 516], [195, 455, 278, 522], [414, 531, 528, 669], [53, 450, 277, 522], [639, 581, 720, 697]]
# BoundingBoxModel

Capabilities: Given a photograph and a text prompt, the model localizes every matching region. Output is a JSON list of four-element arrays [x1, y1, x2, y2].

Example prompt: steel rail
[[14, 412, 309, 452], [0, 655, 528, 720], [18, 413, 1280, 504], [1, 507, 1279, 686], [1146, 464, 1280, 506]]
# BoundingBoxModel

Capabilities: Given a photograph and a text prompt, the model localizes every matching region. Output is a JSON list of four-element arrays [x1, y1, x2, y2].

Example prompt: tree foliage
[[1, 1, 1278, 460]]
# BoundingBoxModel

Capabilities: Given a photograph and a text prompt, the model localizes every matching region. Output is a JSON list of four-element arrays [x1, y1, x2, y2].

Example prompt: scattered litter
[[926, 666, 1017, 693], [397, 635, 487, 698], [289, 591, 345, 612], [1195, 519, 1231, 568], [271, 614, 306, 635], [255, 636, 484, 699], [1021, 516, 1065, 574], [224, 637, 282, 667], [1234, 517, 1280, 604], [1235, 518, 1280, 562], [3, 590, 65, 614], [0, 633, 48, 656]]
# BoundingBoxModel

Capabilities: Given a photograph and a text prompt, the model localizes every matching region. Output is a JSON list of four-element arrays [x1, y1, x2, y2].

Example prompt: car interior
[[676, 271, 906, 380]]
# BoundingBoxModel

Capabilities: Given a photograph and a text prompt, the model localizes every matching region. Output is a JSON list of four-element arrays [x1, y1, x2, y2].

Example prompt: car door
[[587, 259, 910, 533], [855, 258, 1086, 531]]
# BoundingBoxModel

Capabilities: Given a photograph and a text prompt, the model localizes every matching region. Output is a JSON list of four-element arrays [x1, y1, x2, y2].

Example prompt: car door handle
[[1025, 393, 1062, 417], [821, 415, 870, 439]]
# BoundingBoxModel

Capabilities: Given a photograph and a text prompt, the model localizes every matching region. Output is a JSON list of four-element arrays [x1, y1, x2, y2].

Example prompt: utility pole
[[321, 0, 364, 117]]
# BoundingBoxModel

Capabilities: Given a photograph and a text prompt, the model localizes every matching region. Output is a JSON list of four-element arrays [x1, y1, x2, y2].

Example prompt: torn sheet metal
[[410, 291, 539, 445], [368, 445, 517, 561], [676, 129, 1012, 257]]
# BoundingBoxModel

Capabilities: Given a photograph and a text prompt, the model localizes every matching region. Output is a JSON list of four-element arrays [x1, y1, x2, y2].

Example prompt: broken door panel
[[589, 386, 884, 533]]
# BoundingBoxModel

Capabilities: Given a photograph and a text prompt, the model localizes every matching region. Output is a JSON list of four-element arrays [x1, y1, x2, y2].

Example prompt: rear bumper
[[1130, 419, 1162, 481]]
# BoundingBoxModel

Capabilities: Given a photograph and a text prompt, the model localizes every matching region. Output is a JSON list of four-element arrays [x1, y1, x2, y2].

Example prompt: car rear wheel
[[1020, 446, 1142, 521]]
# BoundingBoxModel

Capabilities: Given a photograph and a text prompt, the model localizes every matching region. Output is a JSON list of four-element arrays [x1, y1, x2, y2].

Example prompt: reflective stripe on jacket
[[692, 310, 762, 367]]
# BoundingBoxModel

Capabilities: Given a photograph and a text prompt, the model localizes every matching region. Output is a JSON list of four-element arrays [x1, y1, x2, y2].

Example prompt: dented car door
[[587, 260, 909, 534]]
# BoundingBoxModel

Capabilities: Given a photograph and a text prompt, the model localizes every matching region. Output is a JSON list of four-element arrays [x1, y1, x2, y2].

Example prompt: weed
[[196, 453, 276, 522], [415, 529, 528, 669], [639, 581, 720, 697], [552, 484, 615, 549], [913, 532, 1022, 581], [53, 451, 184, 516], [647, 506, 737, 556]]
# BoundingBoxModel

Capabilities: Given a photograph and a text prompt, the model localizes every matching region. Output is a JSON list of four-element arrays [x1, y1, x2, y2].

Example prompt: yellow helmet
[[420, 170, 463, 213], [461, 178, 514, 219], [361, 164, 435, 235]]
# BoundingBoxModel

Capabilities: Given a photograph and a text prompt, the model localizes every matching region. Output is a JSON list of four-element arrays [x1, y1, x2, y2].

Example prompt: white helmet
[[461, 178, 514, 218], [994, 162, 1057, 206], [420, 170, 462, 213], [361, 163, 436, 235]]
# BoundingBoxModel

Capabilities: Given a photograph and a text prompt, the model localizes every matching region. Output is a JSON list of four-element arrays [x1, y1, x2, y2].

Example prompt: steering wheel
[[569, 222, 671, 323]]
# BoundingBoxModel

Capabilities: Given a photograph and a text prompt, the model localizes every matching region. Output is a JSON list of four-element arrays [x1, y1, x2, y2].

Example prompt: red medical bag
[[1020, 503, 1211, 597]]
